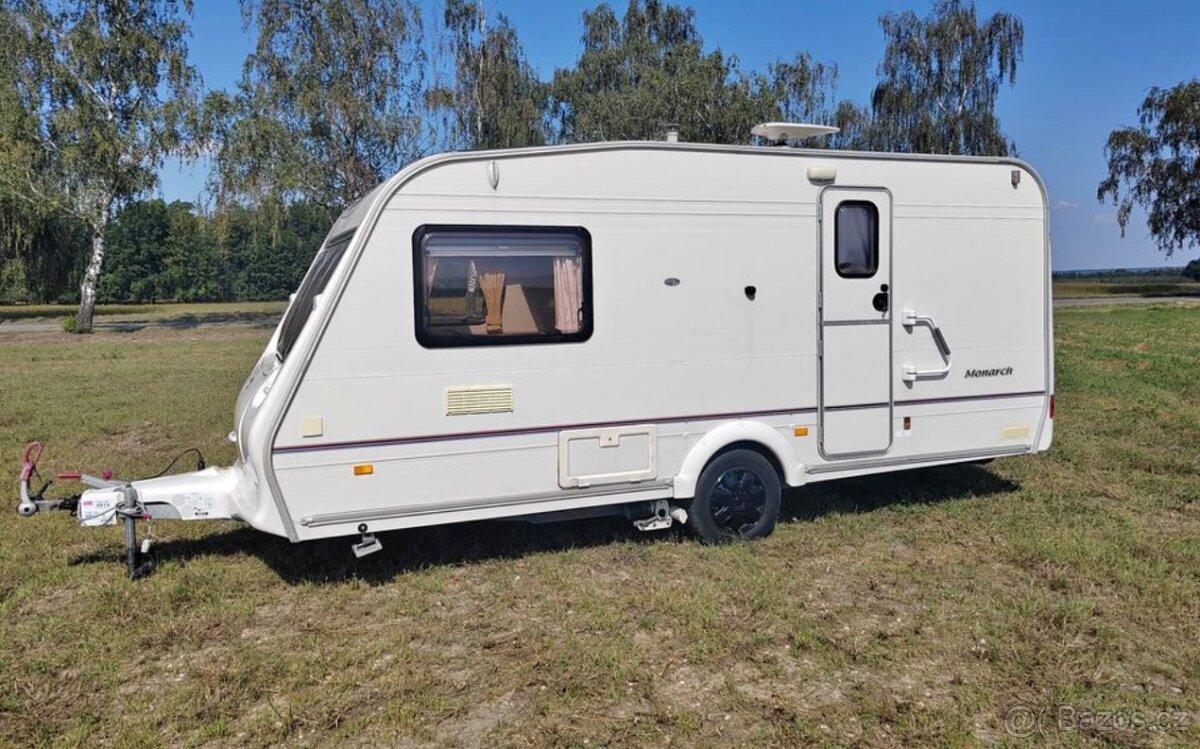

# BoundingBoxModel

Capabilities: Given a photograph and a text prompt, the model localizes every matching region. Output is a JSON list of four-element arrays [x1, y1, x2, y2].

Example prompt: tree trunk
[[76, 208, 109, 333]]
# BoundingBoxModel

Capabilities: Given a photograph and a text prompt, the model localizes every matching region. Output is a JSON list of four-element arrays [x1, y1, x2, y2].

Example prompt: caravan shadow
[[69, 463, 1018, 585], [782, 462, 1019, 523]]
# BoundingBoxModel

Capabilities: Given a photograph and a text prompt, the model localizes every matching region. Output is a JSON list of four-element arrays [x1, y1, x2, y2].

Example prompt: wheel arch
[[672, 420, 804, 499]]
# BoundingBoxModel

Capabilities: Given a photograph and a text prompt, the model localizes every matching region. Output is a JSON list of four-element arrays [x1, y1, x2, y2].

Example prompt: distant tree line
[[15, 2, 1193, 321], [0, 198, 340, 304], [1053, 266, 1196, 281]]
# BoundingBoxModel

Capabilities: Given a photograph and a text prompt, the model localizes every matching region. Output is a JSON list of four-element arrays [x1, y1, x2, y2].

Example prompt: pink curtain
[[553, 257, 582, 333]]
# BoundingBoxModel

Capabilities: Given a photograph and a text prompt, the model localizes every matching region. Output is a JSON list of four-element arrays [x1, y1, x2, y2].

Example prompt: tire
[[687, 449, 781, 543]]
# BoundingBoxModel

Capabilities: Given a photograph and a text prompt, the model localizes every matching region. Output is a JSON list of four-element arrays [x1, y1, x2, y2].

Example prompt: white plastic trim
[[672, 420, 804, 498]]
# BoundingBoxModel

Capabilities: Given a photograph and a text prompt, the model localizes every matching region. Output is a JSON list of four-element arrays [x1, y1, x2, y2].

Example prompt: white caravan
[[18, 127, 1054, 576]]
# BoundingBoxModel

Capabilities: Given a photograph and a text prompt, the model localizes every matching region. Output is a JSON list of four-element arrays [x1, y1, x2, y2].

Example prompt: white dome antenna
[[751, 122, 839, 145]]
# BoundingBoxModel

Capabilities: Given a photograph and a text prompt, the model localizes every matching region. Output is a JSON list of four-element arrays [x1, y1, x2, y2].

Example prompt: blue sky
[[162, 0, 1200, 270]]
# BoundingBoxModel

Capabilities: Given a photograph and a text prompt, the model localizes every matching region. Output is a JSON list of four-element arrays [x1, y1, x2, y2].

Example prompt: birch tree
[[205, 0, 428, 215], [865, 0, 1023, 155], [0, 0, 199, 331], [1097, 80, 1200, 256], [549, 1, 836, 145], [430, 0, 547, 151]]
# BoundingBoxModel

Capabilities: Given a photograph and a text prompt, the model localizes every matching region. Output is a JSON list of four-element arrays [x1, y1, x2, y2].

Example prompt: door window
[[834, 201, 879, 278]]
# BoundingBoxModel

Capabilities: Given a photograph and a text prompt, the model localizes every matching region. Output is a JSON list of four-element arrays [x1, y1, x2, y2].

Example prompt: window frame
[[833, 200, 880, 279], [412, 224, 594, 349], [276, 229, 355, 361]]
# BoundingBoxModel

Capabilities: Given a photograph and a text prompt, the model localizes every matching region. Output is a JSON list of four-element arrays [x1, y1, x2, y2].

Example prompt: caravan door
[[818, 187, 893, 457]]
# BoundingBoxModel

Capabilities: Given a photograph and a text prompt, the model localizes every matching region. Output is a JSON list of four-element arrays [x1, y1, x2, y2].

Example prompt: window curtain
[[424, 259, 439, 306], [466, 260, 478, 294], [553, 256, 583, 333], [480, 266, 506, 333]]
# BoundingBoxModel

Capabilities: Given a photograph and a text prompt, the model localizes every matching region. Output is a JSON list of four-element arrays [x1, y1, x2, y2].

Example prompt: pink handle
[[20, 442, 43, 482]]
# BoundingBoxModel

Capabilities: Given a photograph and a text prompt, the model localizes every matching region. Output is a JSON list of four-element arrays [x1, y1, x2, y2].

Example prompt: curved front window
[[276, 230, 354, 360]]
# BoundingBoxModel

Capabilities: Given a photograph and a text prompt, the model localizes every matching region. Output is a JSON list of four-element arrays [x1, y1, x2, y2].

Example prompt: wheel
[[687, 449, 781, 543]]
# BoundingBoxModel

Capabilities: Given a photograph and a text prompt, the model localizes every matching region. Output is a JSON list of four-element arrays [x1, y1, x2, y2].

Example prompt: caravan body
[[61, 140, 1056, 553]]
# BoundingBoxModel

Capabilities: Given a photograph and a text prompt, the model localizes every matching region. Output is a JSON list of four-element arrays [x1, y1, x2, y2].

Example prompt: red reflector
[[1049, 394, 1055, 419]]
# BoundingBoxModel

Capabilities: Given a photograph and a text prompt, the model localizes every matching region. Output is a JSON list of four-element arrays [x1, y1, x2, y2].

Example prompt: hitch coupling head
[[16, 496, 39, 518], [16, 441, 89, 517]]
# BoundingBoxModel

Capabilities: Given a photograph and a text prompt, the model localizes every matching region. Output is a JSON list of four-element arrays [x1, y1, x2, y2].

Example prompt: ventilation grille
[[445, 385, 514, 416]]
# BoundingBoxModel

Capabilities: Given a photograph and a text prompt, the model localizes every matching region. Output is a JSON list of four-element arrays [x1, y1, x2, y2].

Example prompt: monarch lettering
[[964, 367, 1013, 378]]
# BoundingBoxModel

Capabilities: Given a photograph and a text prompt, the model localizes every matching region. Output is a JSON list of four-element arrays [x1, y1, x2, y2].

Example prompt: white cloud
[[1055, 199, 1080, 209]]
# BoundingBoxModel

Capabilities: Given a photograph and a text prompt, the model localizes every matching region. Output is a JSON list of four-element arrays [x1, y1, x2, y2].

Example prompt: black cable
[[137, 448, 206, 481], [30, 465, 51, 499]]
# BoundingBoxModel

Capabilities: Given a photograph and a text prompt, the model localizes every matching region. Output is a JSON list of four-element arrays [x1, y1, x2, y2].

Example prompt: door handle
[[871, 284, 889, 313]]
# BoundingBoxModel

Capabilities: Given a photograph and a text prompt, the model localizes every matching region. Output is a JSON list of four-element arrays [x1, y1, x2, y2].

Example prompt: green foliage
[[216, 201, 328, 300], [205, 0, 428, 214], [0, 0, 201, 330], [4, 194, 328, 306], [60, 311, 84, 333], [431, 0, 547, 150], [549, 0, 837, 145], [162, 200, 223, 302], [1184, 260, 1200, 282], [5, 0, 200, 217], [101, 199, 174, 302], [1097, 79, 1200, 257], [0, 4, 90, 303], [1, 0, 1044, 309], [0, 201, 89, 303], [95, 198, 327, 303], [852, 0, 1023, 155]]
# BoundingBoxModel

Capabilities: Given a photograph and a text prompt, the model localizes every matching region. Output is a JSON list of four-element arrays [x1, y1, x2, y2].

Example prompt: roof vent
[[751, 122, 839, 145]]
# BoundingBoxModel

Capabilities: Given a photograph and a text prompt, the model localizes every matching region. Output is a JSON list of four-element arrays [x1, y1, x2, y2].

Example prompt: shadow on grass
[[70, 463, 1017, 584], [783, 461, 1018, 522], [102, 312, 282, 333]]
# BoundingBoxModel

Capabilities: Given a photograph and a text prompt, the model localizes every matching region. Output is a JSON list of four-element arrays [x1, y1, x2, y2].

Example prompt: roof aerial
[[751, 122, 840, 144]]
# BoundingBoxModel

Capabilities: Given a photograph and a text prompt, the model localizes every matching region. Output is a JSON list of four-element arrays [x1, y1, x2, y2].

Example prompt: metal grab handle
[[901, 309, 952, 382]]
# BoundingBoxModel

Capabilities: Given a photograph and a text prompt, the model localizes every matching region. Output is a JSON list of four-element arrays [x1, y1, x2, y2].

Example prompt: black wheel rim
[[709, 467, 768, 536]]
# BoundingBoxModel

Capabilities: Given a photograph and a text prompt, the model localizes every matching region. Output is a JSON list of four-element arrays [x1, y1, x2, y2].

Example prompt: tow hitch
[[17, 441, 155, 579]]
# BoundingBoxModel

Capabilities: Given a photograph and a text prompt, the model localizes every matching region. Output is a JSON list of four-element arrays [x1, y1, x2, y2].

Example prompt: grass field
[[1, 304, 1198, 747]]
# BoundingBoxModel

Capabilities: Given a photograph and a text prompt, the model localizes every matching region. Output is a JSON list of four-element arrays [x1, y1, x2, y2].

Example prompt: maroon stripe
[[273, 390, 1047, 455], [823, 402, 889, 412], [274, 406, 815, 454]]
